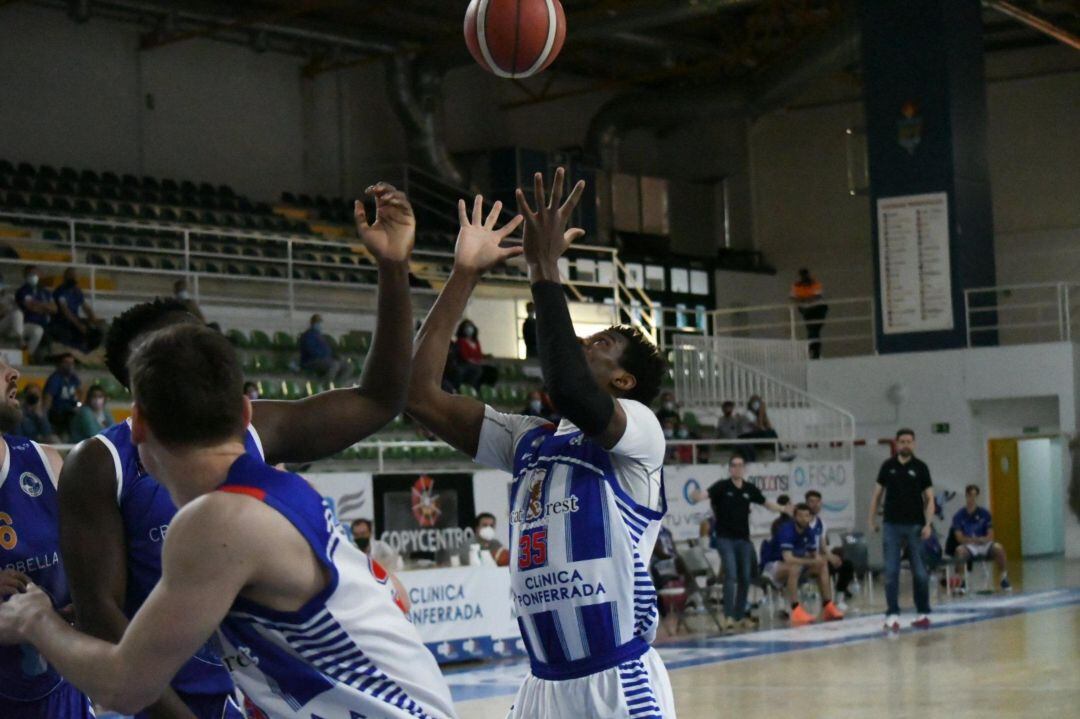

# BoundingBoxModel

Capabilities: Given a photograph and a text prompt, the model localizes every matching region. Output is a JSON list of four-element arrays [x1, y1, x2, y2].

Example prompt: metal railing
[[964, 281, 1079, 347], [707, 296, 877, 357], [671, 335, 855, 447]]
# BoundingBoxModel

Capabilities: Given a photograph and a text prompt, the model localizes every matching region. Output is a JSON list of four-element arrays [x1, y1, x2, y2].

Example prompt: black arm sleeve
[[531, 280, 614, 436]]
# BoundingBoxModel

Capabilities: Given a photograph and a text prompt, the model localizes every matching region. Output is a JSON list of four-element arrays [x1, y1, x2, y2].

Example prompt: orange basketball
[[464, 0, 567, 79]]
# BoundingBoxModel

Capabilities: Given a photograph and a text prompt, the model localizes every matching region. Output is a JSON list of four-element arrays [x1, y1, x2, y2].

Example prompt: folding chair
[[677, 543, 725, 632]]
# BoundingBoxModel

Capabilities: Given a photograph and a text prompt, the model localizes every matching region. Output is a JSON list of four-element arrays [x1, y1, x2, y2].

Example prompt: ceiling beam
[[983, 0, 1080, 51], [140, 0, 339, 50]]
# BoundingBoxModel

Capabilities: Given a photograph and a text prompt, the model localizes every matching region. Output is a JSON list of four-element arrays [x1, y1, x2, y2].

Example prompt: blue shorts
[[0, 681, 95, 718], [134, 692, 244, 719]]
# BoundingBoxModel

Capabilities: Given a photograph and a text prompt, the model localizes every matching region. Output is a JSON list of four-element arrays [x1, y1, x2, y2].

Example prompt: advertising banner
[[663, 460, 855, 541]]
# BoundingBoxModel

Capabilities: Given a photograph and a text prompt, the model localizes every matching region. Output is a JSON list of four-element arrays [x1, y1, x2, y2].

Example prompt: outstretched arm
[[4, 496, 251, 715], [253, 184, 415, 464], [406, 197, 523, 455], [517, 169, 626, 449]]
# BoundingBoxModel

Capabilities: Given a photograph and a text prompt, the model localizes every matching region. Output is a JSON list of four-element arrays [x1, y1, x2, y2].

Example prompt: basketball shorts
[[506, 647, 676, 719], [962, 542, 993, 558], [0, 681, 95, 718]]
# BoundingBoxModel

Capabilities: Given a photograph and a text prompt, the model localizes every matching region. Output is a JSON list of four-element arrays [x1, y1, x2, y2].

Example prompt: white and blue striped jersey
[[475, 399, 667, 681], [214, 454, 457, 719]]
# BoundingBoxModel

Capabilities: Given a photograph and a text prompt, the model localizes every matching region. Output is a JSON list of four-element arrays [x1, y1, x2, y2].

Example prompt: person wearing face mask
[[736, 394, 779, 461], [51, 267, 105, 354], [173, 278, 206, 323], [242, 381, 260, 401], [453, 319, 498, 390], [15, 264, 55, 359], [299, 313, 351, 384], [458, 513, 510, 567], [655, 391, 680, 424], [521, 389, 556, 422], [42, 353, 82, 439], [17, 385, 61, 443], [350, 518, 401, 570], [70, 384, 115, 442]]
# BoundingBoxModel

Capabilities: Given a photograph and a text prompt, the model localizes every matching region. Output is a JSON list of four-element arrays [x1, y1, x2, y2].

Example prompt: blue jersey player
[[0, 324, 456, 718], [407, 170, 675, 717], [58, 183, 417, 718], [0, 356, 94, 718]]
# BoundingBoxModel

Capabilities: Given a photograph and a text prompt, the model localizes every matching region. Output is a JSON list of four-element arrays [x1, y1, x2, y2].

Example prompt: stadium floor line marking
[[449, 586, 1080, 703]]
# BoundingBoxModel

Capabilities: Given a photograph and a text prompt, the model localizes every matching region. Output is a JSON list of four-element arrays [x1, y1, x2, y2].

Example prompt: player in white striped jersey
[[0, 320, 457, 716], [407, 169, 675, 718]]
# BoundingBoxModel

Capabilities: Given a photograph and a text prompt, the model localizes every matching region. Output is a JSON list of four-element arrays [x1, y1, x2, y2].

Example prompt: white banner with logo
[[399, 566, 523, 663], [663, 460, 855, 541], [305, 472, 374, 524]]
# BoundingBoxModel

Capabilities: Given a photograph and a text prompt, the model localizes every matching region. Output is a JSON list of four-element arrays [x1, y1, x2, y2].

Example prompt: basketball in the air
[[464, 0, 567, 79]]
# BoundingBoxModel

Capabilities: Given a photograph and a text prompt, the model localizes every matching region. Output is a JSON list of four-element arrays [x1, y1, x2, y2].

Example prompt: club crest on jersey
[[19, 471, 43, 498], [526, 477, 545, 521], [411, 474, 442, 528]]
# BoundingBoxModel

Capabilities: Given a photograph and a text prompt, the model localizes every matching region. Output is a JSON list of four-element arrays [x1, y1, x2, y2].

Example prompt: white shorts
[[763, 561, 783, 585], [506, 647, 676, 719], [961, 542, 994, 558]]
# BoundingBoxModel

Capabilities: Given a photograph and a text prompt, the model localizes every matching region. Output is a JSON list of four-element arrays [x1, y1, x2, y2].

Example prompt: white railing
[[707, 296, 876, 358], [671, 335, 855, 448], [706, 336, 808, 391], [964, 282, 1079, 347]]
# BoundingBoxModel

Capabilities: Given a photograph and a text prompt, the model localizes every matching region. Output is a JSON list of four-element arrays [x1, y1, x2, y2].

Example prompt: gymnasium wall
[[808, 341, 1080, 558]]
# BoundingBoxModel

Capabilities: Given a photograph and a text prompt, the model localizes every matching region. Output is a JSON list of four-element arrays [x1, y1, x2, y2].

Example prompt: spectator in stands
[[771, 503, 845, 625], [522, 389, 557, 422], [16, 385, 59, 443], [173, 278, 206, 322], [0, 279, 26, 349], [243, 381, 260, 400], [691, 453, 784, 631], [70, 384, 114, 442], [656, 391, 680, 424], [459, 513, 509, 567], [14, 265, 55, 359], [350, 518, 400, 570], [454, 319, 497, 389], [868, 428, 935, 630], [952, 484, 1010, 590], [737, 394, 779, 461], [522, 301, 538, 359], [299, 313, 350, 383], [790, 268, 828, 359], [51, 267, 105, 353], [716, 399, 752, 440], [42, 352, 81, 438], [806, 490, 855, 606]]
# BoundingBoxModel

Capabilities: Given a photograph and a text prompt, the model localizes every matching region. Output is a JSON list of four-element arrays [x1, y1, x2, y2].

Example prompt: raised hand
[[514, 167, 586, 277], [355, 182, 416, 264], [454, 195, 524, 275], [0, 569, 30, 601]]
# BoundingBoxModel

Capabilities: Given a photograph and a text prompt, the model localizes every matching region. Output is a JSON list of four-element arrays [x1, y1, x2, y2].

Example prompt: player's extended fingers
[[354, 200, 370, 230], [484, 200, 503, 229], [458, 199, 469, 226], [515, 188, 535, 218], [548, 167, 565, 210], [533, 172, 546, 212], [560, 179, 586, 217], [497, 214, 524, 239], [472, 195, 484, 226]]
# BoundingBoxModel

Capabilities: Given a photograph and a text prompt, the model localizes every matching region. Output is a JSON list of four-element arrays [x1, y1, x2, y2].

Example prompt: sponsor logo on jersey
[[19, 471, 43, 498]]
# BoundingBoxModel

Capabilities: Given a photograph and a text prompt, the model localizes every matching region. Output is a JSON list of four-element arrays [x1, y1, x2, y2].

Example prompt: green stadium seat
[[249, 330, 272, 349], [272, 331, 296, 351], [480, 385, 497, 403], [257, 380, 283, 400], [283, 380, 305, 400], [226, 329, 248, 348]]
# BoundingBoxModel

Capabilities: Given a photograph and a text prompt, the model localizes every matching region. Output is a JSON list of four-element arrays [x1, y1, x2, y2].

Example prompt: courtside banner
[[399, 566, 524, 664], [305, 472, 374, 524], [663, 460, 855, 541]]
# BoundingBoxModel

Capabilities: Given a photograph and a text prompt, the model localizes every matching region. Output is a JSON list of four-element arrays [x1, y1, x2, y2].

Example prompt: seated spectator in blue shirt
[[299, 313, 350, 383], [51, 267, 104, 353], [16, 385, 60, 443], [69, 384, 114, 442], [42, 352, 81, 438], [770, 503, 844, 626], [14, 265, 55, 358], [951, 484, 1009, 590]]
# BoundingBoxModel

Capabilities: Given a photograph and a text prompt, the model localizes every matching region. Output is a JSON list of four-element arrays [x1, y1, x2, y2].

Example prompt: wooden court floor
[[456, 559, 1080, 718]]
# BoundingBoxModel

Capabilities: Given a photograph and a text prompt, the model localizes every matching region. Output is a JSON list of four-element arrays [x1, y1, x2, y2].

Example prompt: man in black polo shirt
[[692, 453, 783, 631], [868, 428, 935, 631]]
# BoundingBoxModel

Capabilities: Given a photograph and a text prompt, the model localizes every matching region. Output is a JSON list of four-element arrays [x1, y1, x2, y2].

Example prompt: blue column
[[862, 0, 997, 352]]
